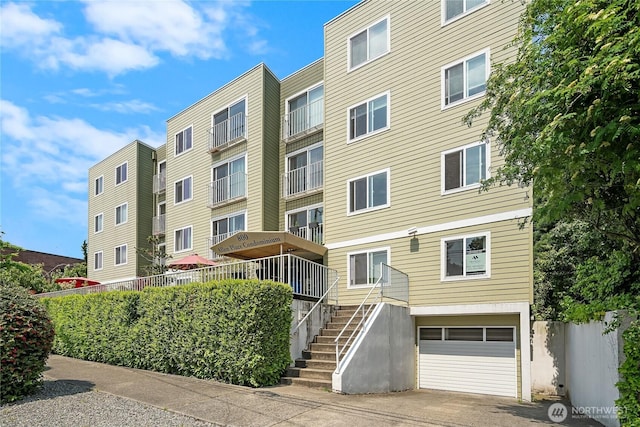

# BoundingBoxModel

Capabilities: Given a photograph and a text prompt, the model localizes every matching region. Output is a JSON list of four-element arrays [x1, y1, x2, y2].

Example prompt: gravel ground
[[0, 379, 218, 427]]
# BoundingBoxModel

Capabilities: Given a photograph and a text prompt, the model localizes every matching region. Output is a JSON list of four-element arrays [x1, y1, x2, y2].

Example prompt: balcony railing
[[152, 214, 166, 236], [36, 254, 338, 303], [288, 223, 323, 245], [282, 161, 323, 198], [153, 171, 166, 194], [209, 113, 246, 152], [282, 97, 323, 141], [207, 231, 240, 259], [208, 172, 247, 207]]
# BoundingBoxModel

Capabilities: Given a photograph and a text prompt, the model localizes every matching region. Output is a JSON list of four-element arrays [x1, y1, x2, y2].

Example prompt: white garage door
[[419, 327, 517, 397]]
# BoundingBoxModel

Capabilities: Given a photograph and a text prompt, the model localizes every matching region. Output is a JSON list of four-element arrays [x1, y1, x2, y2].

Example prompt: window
[[115, 244, 127, 265], [442, 50, 488, 108], [442, 233, 489, 279], [443, 0, 489, 24], [94, 213, 103, 233], [420, 327, 514, 342], [446, 327, 484, 341], [348, 169, 389, 214], [175, 126, 193, 155], [211, 99, 246, 148], [210, 156, 246, 205], [348, 248, 389, 287], [94, 251, 103, 271], [286, 205, 323, 244], [95, 176, 103, 195], [285, 144, 323, 196], [420, 328, 444, 340], [285, 85, 323, 138], [175, 176, 193, 204], [349, 93, 389, 141], [115, 203, 128, 225], [486, 328, 514, 342], [349, 16, 389, 70], [442, 142, 488, 193], [116, 162, 127, 185], [175, 226, 192, 252], [211, 212, 245, 244]]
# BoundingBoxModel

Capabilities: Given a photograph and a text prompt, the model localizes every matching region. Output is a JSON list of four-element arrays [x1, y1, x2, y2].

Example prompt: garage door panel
[[419, 332, 517, 397]]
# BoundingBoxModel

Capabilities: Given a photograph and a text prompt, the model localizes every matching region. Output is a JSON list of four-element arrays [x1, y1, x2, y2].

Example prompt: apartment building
[[87, 0, 531, 400]]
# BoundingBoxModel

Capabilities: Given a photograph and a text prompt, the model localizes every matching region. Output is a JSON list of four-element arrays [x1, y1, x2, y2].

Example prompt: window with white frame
[[94, 213, 103, 233], [442, 233, 489, 279], [442, 50, 488, 108], [349, 92, 389, 141], [286, 205, 323, 244], [174, 226, 192, 252], [95, 176, 103, 195], [210, 156, 246, 204], [211, 99, 246, 147], [348, 248, 389, 287], [348, 169, 389, 214], [94, 251, 103, 271], [442, 141, 488, 193], [443, 0, 489, 23], [175, 126, 193, 155], [285, 144, 323, 196], [349, 16, 389, 70], [115, 244, 127, 266], [286, 84, 323, 138], [211, 212, 245, 245], [175, 176, 193, 204], [116, 162, 127, 185], [115, 203, 127, 225]]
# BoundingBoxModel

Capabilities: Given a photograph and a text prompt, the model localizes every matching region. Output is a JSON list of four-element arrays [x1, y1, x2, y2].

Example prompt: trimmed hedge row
[[42, 279, 292, 387]]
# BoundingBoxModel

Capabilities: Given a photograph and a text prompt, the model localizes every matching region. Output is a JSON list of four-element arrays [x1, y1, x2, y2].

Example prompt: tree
[[465, 0, 640, 252], [135, 235, 171, 277]]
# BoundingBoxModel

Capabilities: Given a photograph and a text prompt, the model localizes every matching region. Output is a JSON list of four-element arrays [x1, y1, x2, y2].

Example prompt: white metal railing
[[207, 231, 240, 259], [208, 172, 247, 207], [288, 223, 323, 245], [334, 264, 409, 373], [153, 171, 166, 194], [209, 113, 246, 151], [283, 97, 323, 141], [36, 254, 337, 302], [152, 214, 166, 235], [282, 161, 323, 198]]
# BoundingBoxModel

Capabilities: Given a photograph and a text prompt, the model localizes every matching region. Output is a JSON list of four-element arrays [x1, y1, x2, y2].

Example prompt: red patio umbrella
[[168, 254, 217, 270], [54, 277, 101, 288]]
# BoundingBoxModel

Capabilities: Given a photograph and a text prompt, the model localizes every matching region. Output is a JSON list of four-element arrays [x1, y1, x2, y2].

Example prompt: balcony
[[209, 113, 246, 153], [288, 223, 323, 245], [282, 98, 323, 142], [153, 171, 166, 194], [208, 172, 247, 207], [207, 231, 240, 259], [152, 214, 166, 236], [282, 161, 323, 199]]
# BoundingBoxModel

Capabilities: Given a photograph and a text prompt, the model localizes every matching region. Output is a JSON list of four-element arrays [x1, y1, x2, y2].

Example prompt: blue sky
[[0, 0, 357, 258]]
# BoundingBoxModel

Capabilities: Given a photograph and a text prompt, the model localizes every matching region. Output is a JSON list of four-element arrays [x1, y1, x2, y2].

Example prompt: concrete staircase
[[282, 305, 364, 389]]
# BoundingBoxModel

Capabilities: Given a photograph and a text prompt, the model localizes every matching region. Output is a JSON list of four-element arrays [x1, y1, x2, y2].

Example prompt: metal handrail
[[292, 276, 339, 334]]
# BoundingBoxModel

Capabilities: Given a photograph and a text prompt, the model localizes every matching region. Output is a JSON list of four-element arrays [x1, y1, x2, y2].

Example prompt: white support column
[[520, 304, 532, 402]]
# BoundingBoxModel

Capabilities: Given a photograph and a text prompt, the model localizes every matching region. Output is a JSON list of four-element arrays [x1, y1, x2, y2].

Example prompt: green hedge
[[42, 279, 292, 387]]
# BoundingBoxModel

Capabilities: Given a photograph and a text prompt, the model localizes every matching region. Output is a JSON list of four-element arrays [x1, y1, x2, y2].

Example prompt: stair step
[[319, 327, 358, 336], [302, 349, 335, 361], [280, 377, 332, 390], [286, 367, 333, 380], [295, 358, 336, 370], [315, 335, 350, 345], [310, 342, 350, 352]]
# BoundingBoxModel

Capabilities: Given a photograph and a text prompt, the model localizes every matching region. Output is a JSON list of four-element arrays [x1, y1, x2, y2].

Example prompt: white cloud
[[0, 100, 164, 225], [0, 1, 267, 76], [91, 99, 160, 114]]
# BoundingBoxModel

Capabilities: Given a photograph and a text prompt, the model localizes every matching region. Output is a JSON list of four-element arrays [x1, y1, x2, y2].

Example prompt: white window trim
[[94, 175, 104, 196], [174, 225, 193, 253], [211, 95, 249, 138], [157, 201, 166, 216], [285, 142, 323, 174], [441, 48, 491, 110], [346, 167, 391, 216], [211, 210, 247, 235], [347, 15, 391, 72], [157, 160, 166, 174], [114, 244, 128, 266], [284, 83, 324, 116], [418, 326, 515, 342], [94, 212, 104, 234], [115, 203, 128, 226], [441, 140, 491, 195], [210, 153, 248, 198], [174, 124, 194, 157], [284, 203, 323, 229], [174, 175, 193, 205], [115, 162, 128, 186], [441, 0, 490, 26], [346, 246, 391, 289], [441, 231, 491, 281], [94, 251, 103, 271], [346, 91, 391, 144]]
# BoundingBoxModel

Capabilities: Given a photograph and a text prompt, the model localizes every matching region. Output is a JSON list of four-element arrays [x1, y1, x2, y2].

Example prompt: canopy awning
[[211, 231, 327, 261]]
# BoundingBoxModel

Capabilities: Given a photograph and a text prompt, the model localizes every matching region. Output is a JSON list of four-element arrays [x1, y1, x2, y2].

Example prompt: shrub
[[43, 279, 292, 387], [0, 284, 55, 403]]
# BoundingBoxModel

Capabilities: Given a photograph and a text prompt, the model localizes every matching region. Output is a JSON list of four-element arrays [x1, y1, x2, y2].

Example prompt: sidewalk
[[44, 355, 600, 426]]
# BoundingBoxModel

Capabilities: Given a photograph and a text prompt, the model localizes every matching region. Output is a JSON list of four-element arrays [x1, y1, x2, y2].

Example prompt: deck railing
[[282, 161, 323, 198], [152, 214, 166, 235], [207, 172, 247, 207], [282, 98, 323, 141], [288, 223, 323, 245], [208, 113, 246, 151], [153, 171, 166, 194], [37, 254, 337, 302]]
